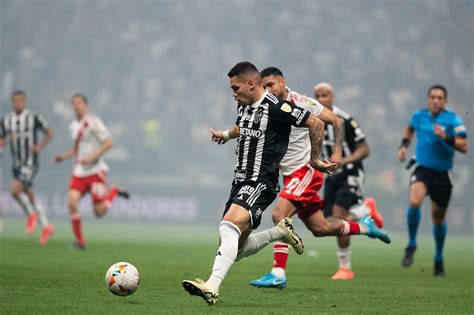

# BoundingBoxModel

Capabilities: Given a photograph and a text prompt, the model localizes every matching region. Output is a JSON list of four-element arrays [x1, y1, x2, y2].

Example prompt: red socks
[[104, 186, 119, 208], [273, 242, 290, 269], [340, 221, 360, 236], [71, 213, 85, 245]]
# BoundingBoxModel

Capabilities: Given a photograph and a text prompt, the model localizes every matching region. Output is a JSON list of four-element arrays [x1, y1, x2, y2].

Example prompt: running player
[[315, 82, 384, 280], [250, 70, 388, 288], [0, 90, 55, 244], [398, 85, 467, 276], [182, 61, 336, 305], [54, 94, 129, 250]]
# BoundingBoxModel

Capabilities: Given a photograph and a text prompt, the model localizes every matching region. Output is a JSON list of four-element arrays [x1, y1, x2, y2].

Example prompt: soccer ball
[[105, 262, 140, 296]]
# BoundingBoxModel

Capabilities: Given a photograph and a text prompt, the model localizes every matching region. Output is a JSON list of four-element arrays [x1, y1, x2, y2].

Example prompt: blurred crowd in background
[[1, 0, 472, 231]]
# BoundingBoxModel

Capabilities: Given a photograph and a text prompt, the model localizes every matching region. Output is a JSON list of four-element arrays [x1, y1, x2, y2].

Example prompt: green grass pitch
[[1, 218, 473, 314]]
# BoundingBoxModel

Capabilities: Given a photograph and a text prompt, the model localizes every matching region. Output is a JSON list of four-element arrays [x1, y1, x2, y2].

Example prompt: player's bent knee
[[271, 211, 284, 224]]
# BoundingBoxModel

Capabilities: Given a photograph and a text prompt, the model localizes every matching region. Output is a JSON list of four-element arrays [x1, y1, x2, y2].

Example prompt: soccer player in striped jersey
[[182, 61, 337, 305], [0, 90, 54, 244], [54, 94, 129, 250], [250, 69, 388, 289], [315, 82, 385, 280]]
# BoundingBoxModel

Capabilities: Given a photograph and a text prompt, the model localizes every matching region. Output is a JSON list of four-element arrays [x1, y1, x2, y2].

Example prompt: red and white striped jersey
[[280, 87, 324, 176], [69, 113, 111, 177]]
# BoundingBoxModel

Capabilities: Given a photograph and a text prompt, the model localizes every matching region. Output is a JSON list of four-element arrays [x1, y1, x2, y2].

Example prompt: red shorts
[[280, 164, 325, 219], [69, 171, 108, 203]]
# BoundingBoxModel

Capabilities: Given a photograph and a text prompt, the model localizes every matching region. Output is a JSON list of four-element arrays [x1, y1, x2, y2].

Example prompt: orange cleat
[[39, 224, 55, 245], [364, 197, 384, 228], [26, 213, 38, 235], [331, 268, 354, 280]]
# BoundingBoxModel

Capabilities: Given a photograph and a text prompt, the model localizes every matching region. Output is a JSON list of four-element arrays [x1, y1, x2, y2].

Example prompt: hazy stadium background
[[0, 0, 472, 234]]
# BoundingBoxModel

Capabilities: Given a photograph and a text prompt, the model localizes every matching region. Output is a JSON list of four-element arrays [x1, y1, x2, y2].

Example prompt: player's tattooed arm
[[305, 114, 337, 175], [209, 125, 239, 145]]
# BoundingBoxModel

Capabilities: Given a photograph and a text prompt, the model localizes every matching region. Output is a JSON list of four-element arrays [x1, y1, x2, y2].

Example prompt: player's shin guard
[[271, 242, 289, 278], [18, 192, 34, 215], [235, 226, 284, 261], [433, 222, 447, 262], [407, 207, 421, 247], [337, 246, 352, 269], [70, 213, 85, 246], [205, 221, 240, 291], [34, 202, 50, 228]]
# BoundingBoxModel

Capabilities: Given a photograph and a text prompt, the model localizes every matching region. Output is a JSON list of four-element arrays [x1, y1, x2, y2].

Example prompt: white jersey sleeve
[[90, 116, 111, 142]]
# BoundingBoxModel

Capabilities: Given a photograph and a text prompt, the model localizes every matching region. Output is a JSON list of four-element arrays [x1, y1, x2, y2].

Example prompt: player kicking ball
[[0, 90, 54, 244], [250, 70, 389, 289], [182, 61, 336, 305], [54, 94, 129, 250]]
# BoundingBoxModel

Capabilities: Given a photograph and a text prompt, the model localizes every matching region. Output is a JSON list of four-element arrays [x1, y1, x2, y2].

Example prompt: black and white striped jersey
[[234, 91, 310, 190], [322, 105, 365, 175], [0, 109, 49, 169]]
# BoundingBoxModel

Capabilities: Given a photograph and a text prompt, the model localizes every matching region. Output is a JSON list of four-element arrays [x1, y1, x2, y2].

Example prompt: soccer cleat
[[71, 241, 86, 251], [361, 216, 391, 244], [111, 183, 130, 199], [26, 213, 38, 235], [39, 224, 55, 245], [250, 272, 287, 289], [182, 279, 219, 305], [331, 268, 354, 280], [364, 197, 384, 228], [401, 246, 416, 267], [277, 218, 304, 255], [433, 260, 445, 277]]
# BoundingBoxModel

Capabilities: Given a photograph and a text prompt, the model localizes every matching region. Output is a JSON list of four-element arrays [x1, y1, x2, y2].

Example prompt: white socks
[[205, 221, 241, 292], [17, 192, 34, 216], [235, 226, 284, 262], [17, 193, 49, 228], [349, 203, 370, 220], [34, 202, 50, 227], [337, 246, 352, 270]]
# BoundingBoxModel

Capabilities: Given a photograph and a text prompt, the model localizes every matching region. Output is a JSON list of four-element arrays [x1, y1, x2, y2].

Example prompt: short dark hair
[[11, 90, 26, 99], [428, 85, 447, 98], [227, 61, 259, 78], [72, 93, 88, 104], [260, 67, 284, 78]]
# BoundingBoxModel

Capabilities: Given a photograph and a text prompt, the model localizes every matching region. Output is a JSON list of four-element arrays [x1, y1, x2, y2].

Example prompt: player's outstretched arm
[[54, 147, 75, 164], [305, 114, 337, 175], [209, 125, 239, 145], [317, 107, 344, 166], [398, 125, 414, 162]]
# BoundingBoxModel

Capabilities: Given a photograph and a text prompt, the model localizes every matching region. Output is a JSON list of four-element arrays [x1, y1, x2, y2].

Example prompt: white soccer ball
[[105, 262, 140, 296]]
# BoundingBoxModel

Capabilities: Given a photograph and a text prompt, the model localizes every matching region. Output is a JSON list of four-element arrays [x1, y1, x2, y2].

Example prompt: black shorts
[[323, 169, 364, 217], [410, 166, 452, 208], [12, 165, 38, 188], [223, 180, 277, 229]]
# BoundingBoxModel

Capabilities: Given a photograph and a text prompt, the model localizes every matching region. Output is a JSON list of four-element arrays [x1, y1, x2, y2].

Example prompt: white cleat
[[182, 279, 219, 305], [277, 218, 304, 255]]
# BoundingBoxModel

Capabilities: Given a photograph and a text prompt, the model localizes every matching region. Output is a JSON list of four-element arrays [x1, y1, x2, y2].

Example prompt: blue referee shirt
[[410, 108, 467, 172]]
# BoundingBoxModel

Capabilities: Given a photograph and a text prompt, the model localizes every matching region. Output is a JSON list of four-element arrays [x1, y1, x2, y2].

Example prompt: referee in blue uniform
[[398, 85, 468, 276]]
